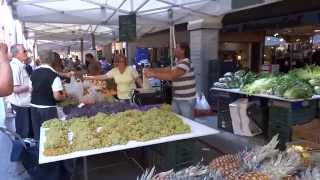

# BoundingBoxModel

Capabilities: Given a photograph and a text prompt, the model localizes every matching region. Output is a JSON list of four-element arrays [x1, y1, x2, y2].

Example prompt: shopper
[[51, 52, 74, 82], [0, 43, 13, 96], [144, 42, 196, 119], [7, 44, 33, 138], [85, 53, 101, 75], [0, 43, 13, 127], [30, 50, 66, 140], [85, 54, 142, 101]]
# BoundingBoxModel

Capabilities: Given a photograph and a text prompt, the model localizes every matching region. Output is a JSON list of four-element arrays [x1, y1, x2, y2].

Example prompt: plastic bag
[[64, 77, 83, 100], [195, 93, 211, 111], [56, 106, 67, 121], [79, 87, 97, 105], [229, 98, 262, 137], [194, 93, 212, 117]]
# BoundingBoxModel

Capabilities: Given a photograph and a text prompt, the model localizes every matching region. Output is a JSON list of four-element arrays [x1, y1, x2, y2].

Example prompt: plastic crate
[[213, 90, 243, 133], [217, 110, 234, 133], [268, 100, 317, 150], [146, 139, 200, 171]]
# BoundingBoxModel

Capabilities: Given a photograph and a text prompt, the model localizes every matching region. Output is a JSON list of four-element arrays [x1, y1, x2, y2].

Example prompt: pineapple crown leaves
[[296, 167, 320, 180], [139, 163, 224, 180], [137, 167, 156, 180], [240, 135, 280, 172], [259, 150, 302, 180]]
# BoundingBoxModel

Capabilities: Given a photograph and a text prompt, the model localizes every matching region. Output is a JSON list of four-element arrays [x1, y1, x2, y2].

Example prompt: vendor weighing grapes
[[144, 43, 196, 119], [85, 54, 142, 102]]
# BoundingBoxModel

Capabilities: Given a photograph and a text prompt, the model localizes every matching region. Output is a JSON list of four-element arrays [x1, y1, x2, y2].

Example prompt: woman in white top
[[86, 55, 142, 101]]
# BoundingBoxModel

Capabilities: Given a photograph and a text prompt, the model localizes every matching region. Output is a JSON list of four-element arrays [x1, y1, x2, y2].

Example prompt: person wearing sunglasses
[[6, 44, 33, 138], [85, 54, 142, 101]]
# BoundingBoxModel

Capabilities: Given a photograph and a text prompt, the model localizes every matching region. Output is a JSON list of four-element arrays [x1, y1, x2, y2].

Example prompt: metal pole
[[168, 8, 173, 67], [33, 39, 36, 62], [91, 33, 96, 50], [83, 157, 88, 180], [80, 38, 84, 64]]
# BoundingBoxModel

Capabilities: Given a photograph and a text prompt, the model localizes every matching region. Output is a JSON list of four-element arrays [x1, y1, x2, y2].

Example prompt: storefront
[[222, 0, 320, 73]]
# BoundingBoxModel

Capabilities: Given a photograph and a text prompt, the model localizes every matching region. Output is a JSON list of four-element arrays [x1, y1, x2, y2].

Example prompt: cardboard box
[[292, 119, 320, 144]]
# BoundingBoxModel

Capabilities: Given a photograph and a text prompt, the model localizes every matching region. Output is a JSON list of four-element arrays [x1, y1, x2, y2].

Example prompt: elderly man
[[30, 50, 66, 140], [7, 44, 32, 138]]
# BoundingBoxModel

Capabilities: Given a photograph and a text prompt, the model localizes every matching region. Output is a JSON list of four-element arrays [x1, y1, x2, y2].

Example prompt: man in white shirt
[[6, 44, 33, 138]]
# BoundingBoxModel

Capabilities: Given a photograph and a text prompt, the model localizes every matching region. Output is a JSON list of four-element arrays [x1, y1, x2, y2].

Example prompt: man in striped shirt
[[144, 42, 196, 119]]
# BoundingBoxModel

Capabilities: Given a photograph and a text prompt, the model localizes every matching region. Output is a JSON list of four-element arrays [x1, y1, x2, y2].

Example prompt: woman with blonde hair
[[85, 54, 142, 101]]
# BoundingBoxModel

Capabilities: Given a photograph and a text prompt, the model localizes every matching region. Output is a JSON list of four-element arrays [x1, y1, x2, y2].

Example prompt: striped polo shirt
[[172, 58, 196, 100]]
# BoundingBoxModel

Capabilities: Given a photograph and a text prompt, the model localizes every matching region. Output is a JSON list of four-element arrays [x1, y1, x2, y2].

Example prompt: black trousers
[[30, 107, 58, 141], [11, 104, 33, 138]]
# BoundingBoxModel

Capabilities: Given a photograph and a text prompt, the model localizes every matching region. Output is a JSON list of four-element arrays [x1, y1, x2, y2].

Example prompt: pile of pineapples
[[138, 135, 320, 180]]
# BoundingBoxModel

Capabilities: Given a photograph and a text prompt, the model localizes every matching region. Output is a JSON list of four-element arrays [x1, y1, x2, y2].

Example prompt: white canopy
[[12, 0, 279, 50]]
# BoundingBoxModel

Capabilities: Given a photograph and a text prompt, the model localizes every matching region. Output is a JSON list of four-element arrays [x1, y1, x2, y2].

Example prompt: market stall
[[211, 67, 320, 149], [39, 105, 219, 180]]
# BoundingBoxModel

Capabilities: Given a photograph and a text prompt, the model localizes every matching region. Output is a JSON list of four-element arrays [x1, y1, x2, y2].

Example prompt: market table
[[39, 115, 219, 179], [210, 87, 320, 102]]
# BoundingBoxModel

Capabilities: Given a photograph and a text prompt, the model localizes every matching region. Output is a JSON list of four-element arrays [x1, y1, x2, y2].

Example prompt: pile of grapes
[[43, 104, 190, 156]]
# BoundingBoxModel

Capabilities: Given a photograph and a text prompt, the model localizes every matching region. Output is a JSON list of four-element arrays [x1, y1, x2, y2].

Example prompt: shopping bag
[[0, 127, 70, 180], [64, 77, 83, 100], [193, 93, 213, 117], [229, 98, 262, 137]]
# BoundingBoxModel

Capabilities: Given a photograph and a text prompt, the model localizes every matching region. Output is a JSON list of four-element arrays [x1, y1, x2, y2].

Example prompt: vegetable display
[[42, 104, 191, 156], [213, 71, 245, 89], [214, 65, 320, 99]]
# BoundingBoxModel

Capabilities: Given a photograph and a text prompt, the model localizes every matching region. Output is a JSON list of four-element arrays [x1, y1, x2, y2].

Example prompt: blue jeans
[[172, 99, 196, 120]]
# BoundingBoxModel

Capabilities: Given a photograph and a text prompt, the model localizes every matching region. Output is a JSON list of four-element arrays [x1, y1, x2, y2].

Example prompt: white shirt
[[30, 64, 64, 108], [6, 58, 31, 107]]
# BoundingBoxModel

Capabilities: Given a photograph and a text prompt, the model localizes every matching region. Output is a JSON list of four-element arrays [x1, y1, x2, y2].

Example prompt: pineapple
[[209, 154, 241, 169], [295, 167, 320, 180], [137, 164, 223, 180], [226, 171, 268, 180], [237, 172, 269, 180], [259, 149, 302, 180], [241, 135, 280, 172]]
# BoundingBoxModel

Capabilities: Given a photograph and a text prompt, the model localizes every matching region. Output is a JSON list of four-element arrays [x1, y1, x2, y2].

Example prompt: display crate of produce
[[292, 119, 320, 145], [211, 90, 244, 133], [268, 100, 317, 150], [146, 139, 201, 171]]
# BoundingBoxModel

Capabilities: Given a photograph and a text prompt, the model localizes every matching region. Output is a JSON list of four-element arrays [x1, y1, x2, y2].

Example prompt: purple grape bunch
[[63, 102, 161, 119]]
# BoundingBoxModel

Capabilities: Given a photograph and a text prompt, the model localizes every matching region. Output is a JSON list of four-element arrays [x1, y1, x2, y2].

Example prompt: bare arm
[[149, 67, 171, 74], [136, 78, 143, 88], [0, 43, 13, 96], [84, 74, 110, 80], [144, 68, 185, 81], [53, 91, 66, 101], [13, 85, 29, 94]]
